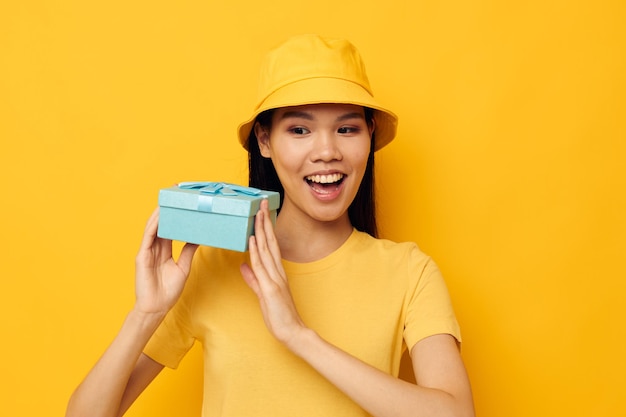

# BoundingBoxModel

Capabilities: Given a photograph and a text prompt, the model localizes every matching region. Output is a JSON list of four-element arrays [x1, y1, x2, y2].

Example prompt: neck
[[274, 210, 354, 263]]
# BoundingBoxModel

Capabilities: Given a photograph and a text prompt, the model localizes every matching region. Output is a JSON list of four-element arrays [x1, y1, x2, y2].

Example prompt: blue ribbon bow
[[178, 182, 262, 196]]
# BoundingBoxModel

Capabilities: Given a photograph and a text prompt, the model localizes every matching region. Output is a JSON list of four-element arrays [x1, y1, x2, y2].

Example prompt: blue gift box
[[157, 182, 281, 252]]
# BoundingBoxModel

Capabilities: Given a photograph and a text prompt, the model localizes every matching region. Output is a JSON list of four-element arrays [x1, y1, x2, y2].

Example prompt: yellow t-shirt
[[144, 229, 460, 416]]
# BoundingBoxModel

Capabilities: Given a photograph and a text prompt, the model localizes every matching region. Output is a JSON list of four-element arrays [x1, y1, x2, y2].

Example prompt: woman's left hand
[[240, 199, 307, 348], [240, 204, 475, 417]]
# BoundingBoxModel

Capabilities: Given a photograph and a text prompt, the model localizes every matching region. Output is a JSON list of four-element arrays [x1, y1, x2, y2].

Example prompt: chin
[[308, 206, 351, 224]]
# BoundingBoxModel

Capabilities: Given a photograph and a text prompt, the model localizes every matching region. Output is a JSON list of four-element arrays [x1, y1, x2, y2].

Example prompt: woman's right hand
[[67, 208, 198, 417], [134, 207, 198, 316]]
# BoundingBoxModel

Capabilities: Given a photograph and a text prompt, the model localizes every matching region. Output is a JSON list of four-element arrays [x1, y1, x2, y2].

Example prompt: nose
[[310, 130, 342, 162]]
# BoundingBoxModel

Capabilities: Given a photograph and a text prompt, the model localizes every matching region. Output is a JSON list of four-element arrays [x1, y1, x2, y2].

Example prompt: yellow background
[[1, 1, 624, 416]]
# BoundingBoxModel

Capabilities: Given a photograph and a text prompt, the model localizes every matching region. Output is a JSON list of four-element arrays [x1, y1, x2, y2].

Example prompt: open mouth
[[305, 173, 345, 194]]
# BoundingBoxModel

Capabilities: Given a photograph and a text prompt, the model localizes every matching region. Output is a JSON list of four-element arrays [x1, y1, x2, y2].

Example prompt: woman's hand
[[67, 208, 197, 417], [240, 199, 307, 348], [134, 207, 198, 316], [239, 202, 475, 417]]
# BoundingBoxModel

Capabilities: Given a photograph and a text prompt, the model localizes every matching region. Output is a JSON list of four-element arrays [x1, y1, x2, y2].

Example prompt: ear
[[254, 122, 271, 158], [368, 116, 376, 138]]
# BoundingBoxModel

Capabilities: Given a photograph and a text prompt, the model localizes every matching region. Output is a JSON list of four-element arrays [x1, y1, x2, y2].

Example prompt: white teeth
[[306, 173, 344, 184]]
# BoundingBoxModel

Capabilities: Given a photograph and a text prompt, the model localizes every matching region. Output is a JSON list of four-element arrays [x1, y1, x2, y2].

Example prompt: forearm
[[289, 329, 473, 417], [66, 308, 165, 417]]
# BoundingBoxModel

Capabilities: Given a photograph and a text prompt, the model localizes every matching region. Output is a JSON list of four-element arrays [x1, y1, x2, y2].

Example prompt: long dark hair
[[247, 107, 378, 237]]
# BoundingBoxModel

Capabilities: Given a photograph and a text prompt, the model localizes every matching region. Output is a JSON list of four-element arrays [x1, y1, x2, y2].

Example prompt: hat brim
[[237, 77, 398, 151]]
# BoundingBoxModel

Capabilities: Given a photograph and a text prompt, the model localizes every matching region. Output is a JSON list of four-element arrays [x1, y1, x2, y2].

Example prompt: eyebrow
[[279, 111, 365, 122], [336, 112, 366, 122], [280, 111, 314, 121]]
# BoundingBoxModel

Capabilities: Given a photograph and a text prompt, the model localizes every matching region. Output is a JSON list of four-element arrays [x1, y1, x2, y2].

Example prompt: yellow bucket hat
[[237, 34, 398, 151]]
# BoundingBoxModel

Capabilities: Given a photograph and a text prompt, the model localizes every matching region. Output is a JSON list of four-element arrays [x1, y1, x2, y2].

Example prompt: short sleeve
[[403, 247, 461, 351]]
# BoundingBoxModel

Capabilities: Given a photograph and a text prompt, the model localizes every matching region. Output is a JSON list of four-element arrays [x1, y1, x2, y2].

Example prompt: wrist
[[286, 327, 320, 358], [127, 307, 167, 331]]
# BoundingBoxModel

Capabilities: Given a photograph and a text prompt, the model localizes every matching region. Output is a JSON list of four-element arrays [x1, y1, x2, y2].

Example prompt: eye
[[337, 126, 360, 134], [289, 126, 310, 135]]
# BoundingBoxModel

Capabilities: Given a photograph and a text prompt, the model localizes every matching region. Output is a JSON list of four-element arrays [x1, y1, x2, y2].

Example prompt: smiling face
[[255, 103, 374, 228]]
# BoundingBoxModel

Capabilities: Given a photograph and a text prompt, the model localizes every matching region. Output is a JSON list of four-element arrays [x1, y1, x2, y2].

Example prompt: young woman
[[67, 35, 475, 417]]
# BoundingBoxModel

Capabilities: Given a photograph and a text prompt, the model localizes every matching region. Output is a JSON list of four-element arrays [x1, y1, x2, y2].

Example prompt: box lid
[[158, 182, 280, 217]]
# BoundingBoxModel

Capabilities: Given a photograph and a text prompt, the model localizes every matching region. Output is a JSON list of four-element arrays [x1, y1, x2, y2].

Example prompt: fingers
[[251, 203, 283, 284], [242, 202, 307, 344], [137, 208, 177, 269], [139, 207, 160, 251], [240, 263, 261, 295], [247, 234, 271, 289], [255, 200, 280, 260], [177, 243, 199, 275], [260, 200, 281, 259]]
